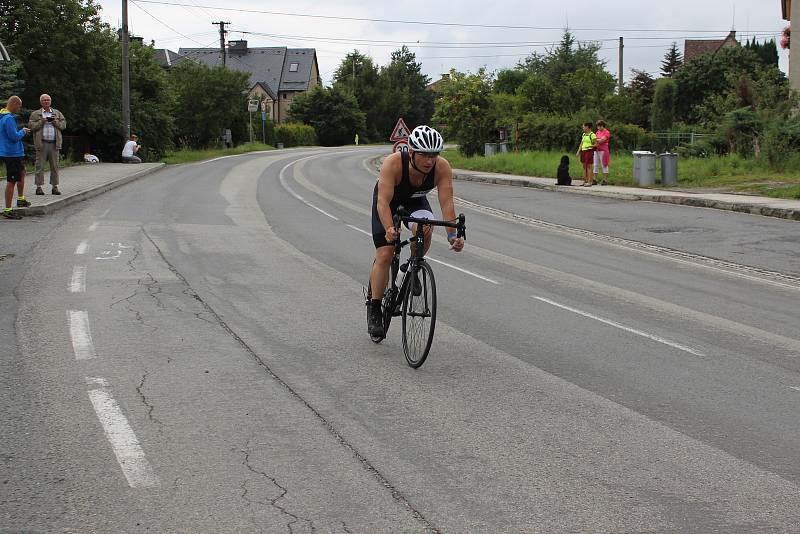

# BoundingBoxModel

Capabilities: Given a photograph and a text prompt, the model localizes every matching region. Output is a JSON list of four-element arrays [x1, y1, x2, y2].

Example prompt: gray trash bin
[[660, 152, 678, 185], [484, 143, 497, 156], [632, 150, 656, 186], [276, 142, 284, 149], [498, 142, 509, 153]]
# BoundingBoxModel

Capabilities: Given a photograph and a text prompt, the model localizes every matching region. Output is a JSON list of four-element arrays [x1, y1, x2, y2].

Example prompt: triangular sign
[[389, 118, 410, 141]]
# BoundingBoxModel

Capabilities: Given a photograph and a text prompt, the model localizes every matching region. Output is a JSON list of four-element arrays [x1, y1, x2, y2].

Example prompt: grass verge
[[161, 142, 274, 164], [442, 149, 800, 198]]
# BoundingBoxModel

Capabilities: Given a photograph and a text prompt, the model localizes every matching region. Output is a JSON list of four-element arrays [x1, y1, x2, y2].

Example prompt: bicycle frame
[[385, 206, 466, 314]]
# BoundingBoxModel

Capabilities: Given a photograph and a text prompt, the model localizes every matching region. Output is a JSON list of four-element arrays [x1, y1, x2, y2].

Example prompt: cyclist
[[367, 125, 465, 337]]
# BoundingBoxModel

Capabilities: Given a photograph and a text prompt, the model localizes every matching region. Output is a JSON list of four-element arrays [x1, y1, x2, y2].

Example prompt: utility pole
[[121, 0, 131, 138], [618, 37, 624, 94], [212, 21, 230, 66]]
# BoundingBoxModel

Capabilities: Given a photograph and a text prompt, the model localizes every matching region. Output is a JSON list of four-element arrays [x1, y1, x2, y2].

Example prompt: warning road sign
[[389, 118, 410, 141]]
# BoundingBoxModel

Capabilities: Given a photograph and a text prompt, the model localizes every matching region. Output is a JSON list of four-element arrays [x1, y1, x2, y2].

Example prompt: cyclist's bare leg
[[369, 246, 394, 300]]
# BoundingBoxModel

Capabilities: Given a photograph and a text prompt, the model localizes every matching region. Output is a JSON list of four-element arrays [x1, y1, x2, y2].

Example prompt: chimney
[[228, 40, 248, 55]]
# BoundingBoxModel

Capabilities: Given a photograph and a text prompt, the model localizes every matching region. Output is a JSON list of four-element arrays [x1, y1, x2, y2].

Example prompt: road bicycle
[[365, 207, 466, 368]]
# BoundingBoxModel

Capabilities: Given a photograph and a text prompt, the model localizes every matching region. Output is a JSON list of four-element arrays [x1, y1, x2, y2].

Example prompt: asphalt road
[[2, 147, 799, 533]]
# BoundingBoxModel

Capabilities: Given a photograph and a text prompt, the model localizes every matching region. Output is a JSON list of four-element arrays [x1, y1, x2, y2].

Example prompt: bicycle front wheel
[[401, 262, 437, 368]]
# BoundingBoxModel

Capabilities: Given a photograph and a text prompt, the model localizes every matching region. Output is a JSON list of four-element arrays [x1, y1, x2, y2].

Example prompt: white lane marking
[[75, 240, 89, 255], [68, 310, 97, 360], [347, 225, 498, 284], [347, 224, 371, 237], [426, 256, 499, 284], [195, 150, 275, 165], [86, 377, 110, 388], [533, 296, 705, 357], [88, 222, 99, 232], [69, 266, 87, 293], [99, 208, 111, 218], [790, 386, 800, 392], [87, 387, 160, 488], [279, 157, 339, 220]]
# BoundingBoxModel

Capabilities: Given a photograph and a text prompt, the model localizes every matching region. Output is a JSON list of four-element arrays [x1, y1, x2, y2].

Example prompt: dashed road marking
[[69, 266, 86, 293], [533, 295, 705, 357], [87, 385, 159, 488], [75, 240, 89, 255], [68, 310, 96, 360]]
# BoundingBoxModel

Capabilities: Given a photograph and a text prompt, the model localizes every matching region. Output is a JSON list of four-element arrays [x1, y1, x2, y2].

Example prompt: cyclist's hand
[[449, 236, 464, 252], [385, 226, 400, 243]]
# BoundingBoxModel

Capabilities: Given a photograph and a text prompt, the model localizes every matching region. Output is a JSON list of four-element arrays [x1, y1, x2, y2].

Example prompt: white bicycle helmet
[[407, 125, 444, 154]]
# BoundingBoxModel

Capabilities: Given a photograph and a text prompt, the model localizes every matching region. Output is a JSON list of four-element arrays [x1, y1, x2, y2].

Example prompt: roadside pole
[[247, 99, 258, 144]]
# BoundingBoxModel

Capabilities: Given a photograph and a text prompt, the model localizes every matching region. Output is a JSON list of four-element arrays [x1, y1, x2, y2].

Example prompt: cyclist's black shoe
[[367, 302, 383, 337], [411, 271, 422, 296]]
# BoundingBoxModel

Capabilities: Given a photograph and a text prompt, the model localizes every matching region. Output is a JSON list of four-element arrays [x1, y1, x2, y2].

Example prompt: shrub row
[[514, 114, 653, 152], [275, 123, 317, 147]]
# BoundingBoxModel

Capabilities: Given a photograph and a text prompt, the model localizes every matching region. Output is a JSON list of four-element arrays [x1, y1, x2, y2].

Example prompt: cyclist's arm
[[377, 154, 399, 237], [434, 158, 464, 251]]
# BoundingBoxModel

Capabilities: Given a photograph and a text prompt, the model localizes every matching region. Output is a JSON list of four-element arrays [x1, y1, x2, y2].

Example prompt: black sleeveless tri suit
[[371, 151, 436, 248]]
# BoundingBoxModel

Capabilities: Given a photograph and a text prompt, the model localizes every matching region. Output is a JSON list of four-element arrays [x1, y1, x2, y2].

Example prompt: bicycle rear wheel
[[401, 262, 436, 368]]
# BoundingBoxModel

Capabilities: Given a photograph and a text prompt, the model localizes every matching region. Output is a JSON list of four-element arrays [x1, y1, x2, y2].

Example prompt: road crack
[[136, 371, 166, 432], [141, 228, 441, 533], [241, 441, 315, 533]]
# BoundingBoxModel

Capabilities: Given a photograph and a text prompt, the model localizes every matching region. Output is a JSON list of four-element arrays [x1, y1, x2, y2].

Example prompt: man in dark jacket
[[0, 96, 31, 219]]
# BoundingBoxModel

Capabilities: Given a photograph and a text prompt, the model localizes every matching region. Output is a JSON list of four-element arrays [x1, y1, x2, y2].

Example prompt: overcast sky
[[96, 0, 790, 84]]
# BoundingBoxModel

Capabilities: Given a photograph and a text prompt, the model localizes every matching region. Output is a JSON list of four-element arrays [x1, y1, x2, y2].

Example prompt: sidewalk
[[452, 169, 800, 222], [9, 163, 164, 216]]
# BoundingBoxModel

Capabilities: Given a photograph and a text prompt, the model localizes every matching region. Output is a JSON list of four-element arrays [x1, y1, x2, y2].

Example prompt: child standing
[[575, 122, 596, 186]]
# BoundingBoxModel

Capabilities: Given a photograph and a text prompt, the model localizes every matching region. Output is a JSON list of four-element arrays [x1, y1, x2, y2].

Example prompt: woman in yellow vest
[[575, 122, 596, 186]]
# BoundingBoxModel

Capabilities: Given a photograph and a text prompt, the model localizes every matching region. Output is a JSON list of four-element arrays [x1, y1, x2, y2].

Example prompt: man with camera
[[29, 93, 66, 195]]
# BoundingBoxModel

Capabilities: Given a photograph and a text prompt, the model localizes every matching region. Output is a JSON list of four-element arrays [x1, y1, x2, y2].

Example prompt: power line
[[134, 0, 777, 33], [235, 30, 780, 50]]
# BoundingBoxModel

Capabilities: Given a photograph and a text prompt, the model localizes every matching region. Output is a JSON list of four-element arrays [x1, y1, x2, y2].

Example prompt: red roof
[[684, 31, 739, 62]]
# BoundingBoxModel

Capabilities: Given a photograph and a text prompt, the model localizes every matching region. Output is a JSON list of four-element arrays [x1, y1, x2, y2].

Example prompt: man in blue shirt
[[0, 96, 31, 219]]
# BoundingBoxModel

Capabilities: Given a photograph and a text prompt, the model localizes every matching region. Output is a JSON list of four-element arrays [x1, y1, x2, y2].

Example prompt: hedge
[[275, 123, 317, 147]]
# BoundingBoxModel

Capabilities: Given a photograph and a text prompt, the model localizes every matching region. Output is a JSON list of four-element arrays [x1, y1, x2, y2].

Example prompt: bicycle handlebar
[[392, 206, 466, 240]]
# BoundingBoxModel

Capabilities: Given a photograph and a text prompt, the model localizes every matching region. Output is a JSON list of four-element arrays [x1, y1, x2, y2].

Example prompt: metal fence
[[653, 132, 709, 152]]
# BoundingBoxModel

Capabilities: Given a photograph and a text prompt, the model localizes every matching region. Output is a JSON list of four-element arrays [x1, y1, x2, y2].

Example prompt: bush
[[275, 123, 317, 147], [760, 117, 800, 170], [516, 114, 652, 152]]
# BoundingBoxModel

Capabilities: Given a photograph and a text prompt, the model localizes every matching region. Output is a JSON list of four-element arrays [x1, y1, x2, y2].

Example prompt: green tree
[[127, 43, 175, 159], [169, 61, 250, 147], [661, 42, 683, 78], [745, 38, 779, 68], [0, 0, 119, 138], [432, 68, 494, 156], [0, 58, 25, 100], [518, 30, 615, 115], [332, 50, 381, 140], [651, 78, 677, 131], [289, 85, 366, 146], [494, 68, 527, 94], [373, 46, 435, 138], [673, 46, 762, 124]]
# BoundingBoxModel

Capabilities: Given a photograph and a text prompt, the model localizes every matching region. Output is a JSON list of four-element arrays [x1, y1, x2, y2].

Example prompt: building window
[[282, 93, 287, 99], [289, 62, 299, 72]]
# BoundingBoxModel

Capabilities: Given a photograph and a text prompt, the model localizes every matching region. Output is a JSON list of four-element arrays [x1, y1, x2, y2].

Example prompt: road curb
[[452, 171, 800, 222], [23, 164, 166, 216]]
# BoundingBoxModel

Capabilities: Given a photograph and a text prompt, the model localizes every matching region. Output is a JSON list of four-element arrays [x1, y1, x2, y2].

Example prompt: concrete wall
[[791, 0, 800, 93]]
